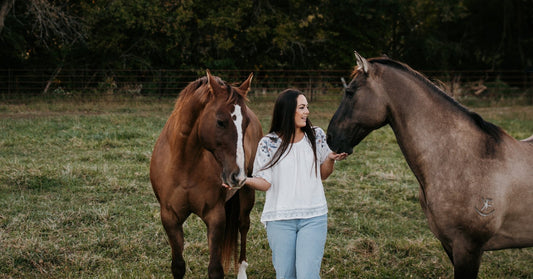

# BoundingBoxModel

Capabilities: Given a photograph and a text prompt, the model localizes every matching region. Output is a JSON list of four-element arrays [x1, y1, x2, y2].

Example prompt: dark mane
[[174, 76, 245, 111], [370, 58, 503, 143]]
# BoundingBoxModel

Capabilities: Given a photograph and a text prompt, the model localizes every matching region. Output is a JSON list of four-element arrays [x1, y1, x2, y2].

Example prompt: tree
[[0, 0, 86, 68], [1, 0, 531, 71], [0, 0, 14, 34]]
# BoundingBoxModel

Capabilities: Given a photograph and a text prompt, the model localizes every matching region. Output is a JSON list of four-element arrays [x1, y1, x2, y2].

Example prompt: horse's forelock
[[225, 85, 249, 105], [225, 85, 238, 104], [197, 75, 245, 105]]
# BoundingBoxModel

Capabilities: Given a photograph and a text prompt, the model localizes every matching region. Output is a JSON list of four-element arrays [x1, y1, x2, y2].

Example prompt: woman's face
[[294, 94, 309, 129]]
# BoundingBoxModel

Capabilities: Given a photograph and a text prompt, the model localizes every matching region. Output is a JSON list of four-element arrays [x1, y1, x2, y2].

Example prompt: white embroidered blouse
[[252, 127, 332, 225]]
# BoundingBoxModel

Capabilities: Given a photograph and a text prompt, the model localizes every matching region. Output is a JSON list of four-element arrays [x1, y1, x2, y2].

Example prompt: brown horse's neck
[[165, 100, 206, 163]]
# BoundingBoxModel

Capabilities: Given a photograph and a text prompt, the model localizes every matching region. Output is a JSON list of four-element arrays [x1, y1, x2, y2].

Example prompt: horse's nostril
[[231, 172, 240, 184]]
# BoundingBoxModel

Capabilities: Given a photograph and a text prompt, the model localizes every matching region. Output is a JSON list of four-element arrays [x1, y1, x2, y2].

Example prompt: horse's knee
[[239, 214, 250, 230], [160, 208, 178, 228]]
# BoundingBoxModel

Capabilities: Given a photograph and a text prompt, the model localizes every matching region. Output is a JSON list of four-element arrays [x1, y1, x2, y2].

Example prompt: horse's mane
[[173, 76, 246, 113], [370, 58, 503, 143]]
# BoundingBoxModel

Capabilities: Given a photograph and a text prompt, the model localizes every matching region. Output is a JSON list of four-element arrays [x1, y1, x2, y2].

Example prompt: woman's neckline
[[292, 130, 305, 143]]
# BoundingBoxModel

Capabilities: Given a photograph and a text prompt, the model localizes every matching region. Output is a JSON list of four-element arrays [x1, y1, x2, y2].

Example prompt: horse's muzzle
[[327, 134, 354, 155], [223, 170, 247, 188]]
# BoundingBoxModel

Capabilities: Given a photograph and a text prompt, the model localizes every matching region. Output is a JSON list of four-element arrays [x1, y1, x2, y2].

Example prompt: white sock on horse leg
[[237, 260, 248, 279]]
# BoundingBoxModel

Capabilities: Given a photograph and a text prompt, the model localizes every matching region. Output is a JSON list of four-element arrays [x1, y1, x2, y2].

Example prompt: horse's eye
[[216, 119, 226, 128]]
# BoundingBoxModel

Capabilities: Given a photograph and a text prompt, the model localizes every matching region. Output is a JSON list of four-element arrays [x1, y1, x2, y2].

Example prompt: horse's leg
[[451, 237, 483, 279], [238, 187, 254, 263], [204, 206, 226, 279], [237, 188, 254, 279], [161, 207, 189, 279]]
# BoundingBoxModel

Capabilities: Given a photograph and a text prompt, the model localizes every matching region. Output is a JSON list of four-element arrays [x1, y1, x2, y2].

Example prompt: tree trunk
[[0, 0, 14, 34]]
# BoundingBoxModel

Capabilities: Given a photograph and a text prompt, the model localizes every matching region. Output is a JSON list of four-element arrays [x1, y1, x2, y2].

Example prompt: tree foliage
[[1, 0, 531, 71]]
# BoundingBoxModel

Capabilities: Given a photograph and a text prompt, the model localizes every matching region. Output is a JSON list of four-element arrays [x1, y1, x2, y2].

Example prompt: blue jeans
[[266, 214, 328, 279]]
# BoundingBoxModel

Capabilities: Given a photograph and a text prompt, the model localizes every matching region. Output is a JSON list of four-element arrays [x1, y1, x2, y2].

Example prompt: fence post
[[8, 68, 11, 95], [308, 76, 313, 101], [158, 69, 162, 98]]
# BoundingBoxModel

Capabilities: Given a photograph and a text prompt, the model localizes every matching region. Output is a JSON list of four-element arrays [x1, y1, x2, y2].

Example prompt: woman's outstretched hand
[[328, 152, 348, 162], [224, 177, 271, 191]]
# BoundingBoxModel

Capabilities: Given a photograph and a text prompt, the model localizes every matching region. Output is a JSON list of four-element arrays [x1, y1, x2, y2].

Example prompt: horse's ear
[[354, 51, 369, 74], [238, 72, 254, 96], [206, 69, 221, 94]]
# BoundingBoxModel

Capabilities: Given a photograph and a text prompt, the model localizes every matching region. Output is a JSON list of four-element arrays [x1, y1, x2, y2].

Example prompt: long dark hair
[[263, 89, 318, 172]]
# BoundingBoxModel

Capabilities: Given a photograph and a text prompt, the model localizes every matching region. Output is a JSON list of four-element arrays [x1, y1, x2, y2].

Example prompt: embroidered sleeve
[[314, 127, 332, 164], [252, 135, 280, 183]]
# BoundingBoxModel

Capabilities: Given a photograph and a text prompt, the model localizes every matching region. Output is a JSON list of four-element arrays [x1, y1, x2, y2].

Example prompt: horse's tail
[[222, 192, 240, 273]]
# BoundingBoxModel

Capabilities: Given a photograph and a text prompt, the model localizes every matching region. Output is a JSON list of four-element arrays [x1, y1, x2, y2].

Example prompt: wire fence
[[1, 68, 532, 103]]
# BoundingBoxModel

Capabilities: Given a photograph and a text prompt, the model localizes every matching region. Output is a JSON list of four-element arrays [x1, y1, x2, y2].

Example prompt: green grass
[[1, 95, 532, 278]]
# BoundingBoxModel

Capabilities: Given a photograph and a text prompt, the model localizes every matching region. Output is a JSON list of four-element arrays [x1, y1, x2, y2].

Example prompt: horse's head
[[327, 51, 389, 154], [198, 70, 254, 188]]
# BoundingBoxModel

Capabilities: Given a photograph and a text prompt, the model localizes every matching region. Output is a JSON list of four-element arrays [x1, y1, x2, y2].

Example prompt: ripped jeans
[[266, 214, 327, 279]]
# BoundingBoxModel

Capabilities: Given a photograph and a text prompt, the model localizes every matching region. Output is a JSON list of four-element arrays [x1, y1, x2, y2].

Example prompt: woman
[[243, 89, 347, 279]]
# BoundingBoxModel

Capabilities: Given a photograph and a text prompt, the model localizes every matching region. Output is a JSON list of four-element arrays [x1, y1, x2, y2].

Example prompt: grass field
[[1, 94, 532, 278]]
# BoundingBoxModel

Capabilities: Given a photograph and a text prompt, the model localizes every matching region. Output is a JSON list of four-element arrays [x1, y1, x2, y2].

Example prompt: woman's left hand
[[328, 152, 348, 162]]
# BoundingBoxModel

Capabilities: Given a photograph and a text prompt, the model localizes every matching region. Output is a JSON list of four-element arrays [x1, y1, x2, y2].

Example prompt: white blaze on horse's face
[[231, 104, 246, 184]]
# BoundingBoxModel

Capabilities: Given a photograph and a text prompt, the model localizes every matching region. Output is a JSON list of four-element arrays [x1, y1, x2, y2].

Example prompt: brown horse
[[327, 52, 533, 278], [150, 71, 262, 278]]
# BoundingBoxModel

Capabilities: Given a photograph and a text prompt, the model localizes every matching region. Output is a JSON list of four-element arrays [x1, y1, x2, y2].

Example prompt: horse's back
[[482, 135, 533, 250], [509, 134, 533, 167], [521, 134, 533, 143]]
